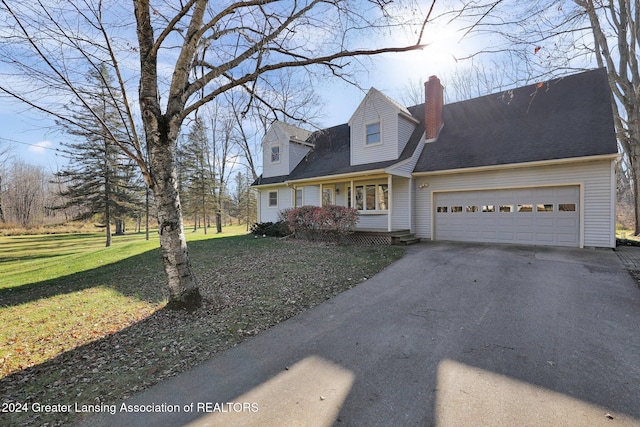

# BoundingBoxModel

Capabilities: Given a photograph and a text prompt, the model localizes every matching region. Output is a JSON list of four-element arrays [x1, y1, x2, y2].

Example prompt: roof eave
[[412, 153, 620, 177]]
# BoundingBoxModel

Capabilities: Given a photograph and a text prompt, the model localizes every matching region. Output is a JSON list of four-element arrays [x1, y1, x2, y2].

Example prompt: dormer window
[[270, 145, 280, 163], [366, 122, 381, 145]]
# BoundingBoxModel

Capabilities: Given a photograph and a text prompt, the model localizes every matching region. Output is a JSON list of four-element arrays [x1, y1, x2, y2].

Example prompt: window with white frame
[[366, 122, 381, 145], [348, 183, 388, 211], [270, 145, 280, 163], [322, 187, 334, 206], [268, 191, 278, 207], [295, 188, 303, 207]]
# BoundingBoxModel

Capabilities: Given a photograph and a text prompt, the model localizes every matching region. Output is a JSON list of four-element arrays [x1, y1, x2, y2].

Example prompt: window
[[499, 205, 513, 213], [366, 122, 381, 145], [517, 204, 533, 212], [482, 205, 495, 213], [295, 189, 303, 207], [437, 206, 448, 213], [355, 186, 364, 210], [322, 188, 334, 206], [559, 203, 576, 212], [466, 205, 479, 213], [377, 184, 389, 210], [537, 203, 554, 212], [365, 185, 376, 210], [351, 183, 388, 211], [270, 145, 280, 163], [268, 191, 278, 207], [451, 206, 463, 213]]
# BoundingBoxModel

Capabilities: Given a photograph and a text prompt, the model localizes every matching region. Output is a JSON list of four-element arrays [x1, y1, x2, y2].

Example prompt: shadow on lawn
[[0, 235, 261, 308], [0, 297, 233, 427], [0, 246, 166, 307]]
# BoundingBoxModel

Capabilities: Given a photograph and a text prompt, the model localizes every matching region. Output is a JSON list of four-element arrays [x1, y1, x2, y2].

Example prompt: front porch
[[292, 174, 414, 235]]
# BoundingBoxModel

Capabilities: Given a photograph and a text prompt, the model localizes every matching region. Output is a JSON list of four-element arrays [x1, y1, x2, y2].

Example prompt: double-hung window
[[268, 191, 278, 207], [270, 145, 280, 163], [366, 122, 381, 145]]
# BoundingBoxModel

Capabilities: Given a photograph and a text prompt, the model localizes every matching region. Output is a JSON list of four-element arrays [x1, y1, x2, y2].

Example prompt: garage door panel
[[434, 186, 579, 247], [536, 218, 554, 227]]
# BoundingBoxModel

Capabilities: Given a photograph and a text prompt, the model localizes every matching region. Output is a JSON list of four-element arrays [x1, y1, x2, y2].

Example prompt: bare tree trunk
[[149, 139, 201, 310], [145, 185, 150, 241]]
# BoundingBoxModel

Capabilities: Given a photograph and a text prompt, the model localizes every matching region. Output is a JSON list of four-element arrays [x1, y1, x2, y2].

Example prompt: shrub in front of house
[[250, 221, 291, 237], [285, 205, 359, 242]]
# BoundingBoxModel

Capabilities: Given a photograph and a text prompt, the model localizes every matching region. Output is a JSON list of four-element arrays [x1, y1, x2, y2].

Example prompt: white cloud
[[28, 140, 52, 154]]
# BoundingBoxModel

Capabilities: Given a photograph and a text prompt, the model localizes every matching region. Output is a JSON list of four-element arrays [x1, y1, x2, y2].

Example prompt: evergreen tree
[[178, 117, 215, 233], [54, 64, 141, 246]]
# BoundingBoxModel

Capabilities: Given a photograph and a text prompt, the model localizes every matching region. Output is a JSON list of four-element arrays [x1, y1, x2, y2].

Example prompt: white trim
[[293, 187, 304, 207], [286, 170, 387, 185], [429, 183, 584, 248], [409, 177, 414, 233], [610, 158, 617, 248], [267, 190, 279, 208], [365, 121, 383, 147], [270, 145, 281, 164], [387, 175, 392, 232], [413, 153, 619, 177]]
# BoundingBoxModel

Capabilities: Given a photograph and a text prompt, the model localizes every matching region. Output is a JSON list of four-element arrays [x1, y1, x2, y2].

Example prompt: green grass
[[0, 225, 248, 377], [0, 228, 404, 426]]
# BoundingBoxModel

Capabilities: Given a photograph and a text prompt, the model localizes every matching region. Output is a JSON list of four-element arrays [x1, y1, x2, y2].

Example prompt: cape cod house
[[252, 68, 618, 248]]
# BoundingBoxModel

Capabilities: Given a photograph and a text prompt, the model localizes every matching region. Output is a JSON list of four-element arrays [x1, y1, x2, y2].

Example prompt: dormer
[[348, 88, 420, 166], [261, 121, 313, 178]]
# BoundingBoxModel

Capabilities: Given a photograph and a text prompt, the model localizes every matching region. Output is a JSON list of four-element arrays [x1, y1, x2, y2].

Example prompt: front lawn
[[0, 230, 404, 426]]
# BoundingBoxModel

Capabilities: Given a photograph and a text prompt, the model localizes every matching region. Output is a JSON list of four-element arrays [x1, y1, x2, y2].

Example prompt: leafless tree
[[3, 161, 47, 228], [0, 140, 12, 223], [0, 0, 438, 310], [448, 0, 640, 233], [228, 69, 326, 181]]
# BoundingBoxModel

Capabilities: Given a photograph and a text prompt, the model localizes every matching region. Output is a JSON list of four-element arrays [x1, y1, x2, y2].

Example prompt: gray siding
[[261, 125, 289, 178], [357, 213, 388, 230], [350, 90, 402, 166], [391, 176, 410, 230], [259, 186, 292, 223], [262, 123, 311, 178], [414, 159, 615, 248], [397, 116, 416, 156], [303, 185, 320, 206]]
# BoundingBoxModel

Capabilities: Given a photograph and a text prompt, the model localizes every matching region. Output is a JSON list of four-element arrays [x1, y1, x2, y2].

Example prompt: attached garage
[[434, 186, 580, 247]]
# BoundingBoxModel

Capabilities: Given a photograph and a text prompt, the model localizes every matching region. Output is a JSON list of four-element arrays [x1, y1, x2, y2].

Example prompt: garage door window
[[499, 205, 513, 212], [518, 204, 533, 212], [537, 204, 554, 212], [452, 206, 463, 213], [437, 206, 448, 213], [466, 205, 479, 213], [482, 205, 495, 213], [559, 203, 576, 211]]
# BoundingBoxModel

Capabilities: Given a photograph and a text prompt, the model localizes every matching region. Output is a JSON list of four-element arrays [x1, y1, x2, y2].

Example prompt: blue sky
[[0, 1, 477, 172]]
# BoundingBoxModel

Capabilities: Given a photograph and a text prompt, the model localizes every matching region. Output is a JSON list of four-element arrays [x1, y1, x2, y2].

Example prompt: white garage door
[[434, 186, 580, 247]]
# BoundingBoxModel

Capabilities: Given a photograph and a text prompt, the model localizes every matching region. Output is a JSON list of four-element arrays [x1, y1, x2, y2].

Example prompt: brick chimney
[[424, 75, 444, 139]]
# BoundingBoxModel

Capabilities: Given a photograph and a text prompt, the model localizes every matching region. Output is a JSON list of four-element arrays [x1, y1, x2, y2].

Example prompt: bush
[[250, 221, 291, 237], [285, 205, 359, 242]]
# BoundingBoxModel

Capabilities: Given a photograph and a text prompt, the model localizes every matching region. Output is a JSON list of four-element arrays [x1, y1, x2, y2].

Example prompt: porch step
[[391, 231, 420, 246]]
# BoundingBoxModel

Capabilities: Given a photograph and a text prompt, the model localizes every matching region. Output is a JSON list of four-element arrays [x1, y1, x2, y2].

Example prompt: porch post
[[387, 175, 392, 232], [320, 183, 323, 206], [350, 180, 354, 209]]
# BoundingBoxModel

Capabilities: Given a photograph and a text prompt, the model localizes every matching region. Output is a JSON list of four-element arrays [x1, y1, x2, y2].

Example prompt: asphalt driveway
[[81, 242, 640, 427]]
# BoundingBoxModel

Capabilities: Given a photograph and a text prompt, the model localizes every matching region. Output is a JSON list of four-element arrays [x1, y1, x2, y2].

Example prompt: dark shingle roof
[[253, 68, 617, 186], [414, 68, 618, 172], [251, 174, 289, 186], [285, 113, 425, 181]]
